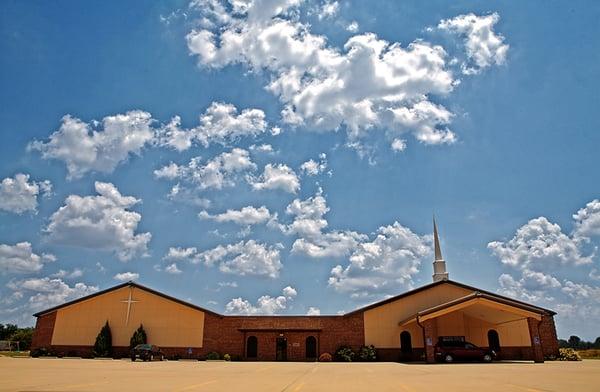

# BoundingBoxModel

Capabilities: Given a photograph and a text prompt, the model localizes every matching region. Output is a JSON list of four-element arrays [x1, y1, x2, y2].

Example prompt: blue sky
[[1, 0, 599, 340]]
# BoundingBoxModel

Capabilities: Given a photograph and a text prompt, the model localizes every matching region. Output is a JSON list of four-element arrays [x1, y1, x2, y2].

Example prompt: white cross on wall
[[120, 288, 139, 326]]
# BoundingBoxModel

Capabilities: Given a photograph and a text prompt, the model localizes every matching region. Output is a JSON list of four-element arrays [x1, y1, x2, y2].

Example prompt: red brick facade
[[31, 311, 56, 349]]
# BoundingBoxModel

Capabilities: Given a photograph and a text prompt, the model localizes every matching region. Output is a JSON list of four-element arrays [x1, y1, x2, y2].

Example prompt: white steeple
[[432, 217, 449, 282]]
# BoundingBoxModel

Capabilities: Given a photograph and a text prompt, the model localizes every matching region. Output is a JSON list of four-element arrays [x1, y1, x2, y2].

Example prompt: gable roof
[[32, 281, 222, 318], [33, 279, 555, 318], [345, 279, 556, 316]]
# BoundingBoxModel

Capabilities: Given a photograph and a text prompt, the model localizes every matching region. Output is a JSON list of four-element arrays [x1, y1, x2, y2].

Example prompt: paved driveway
[[0, 357, 598, 392]]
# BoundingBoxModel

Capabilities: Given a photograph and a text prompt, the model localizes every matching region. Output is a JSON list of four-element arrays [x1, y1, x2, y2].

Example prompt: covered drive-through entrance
[[398, 291, 547, 363]]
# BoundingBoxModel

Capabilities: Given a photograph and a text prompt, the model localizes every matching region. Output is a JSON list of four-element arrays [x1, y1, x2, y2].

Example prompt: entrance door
[[276, 337, 287, 361], [488, 329, 500, 353]]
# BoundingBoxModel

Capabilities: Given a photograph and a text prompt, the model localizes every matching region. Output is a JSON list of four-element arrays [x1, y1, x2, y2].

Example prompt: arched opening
[[400, 331, 412, 354], [488, 329, 500, 352], [276, 337, 287, 361], [246, 336, 258, 358], [305, 336, 317, 359]]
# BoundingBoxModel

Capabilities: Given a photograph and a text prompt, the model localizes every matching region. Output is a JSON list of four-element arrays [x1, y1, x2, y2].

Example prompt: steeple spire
[[432, 217, 449, 282]]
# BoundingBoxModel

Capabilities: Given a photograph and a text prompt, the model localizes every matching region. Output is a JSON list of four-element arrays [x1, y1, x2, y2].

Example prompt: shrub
[[357, 345, 377, 362], [8, 328, 34, 351], [223, 353, 231, 361], [318, 352, 332, 362], [93, 321, 112, 358], [335, 346, 355, 362], [30, 347, 48, 357], [129, 324, 147, 349], [206, 351, 220, 360], [558, 348, 581, 361]]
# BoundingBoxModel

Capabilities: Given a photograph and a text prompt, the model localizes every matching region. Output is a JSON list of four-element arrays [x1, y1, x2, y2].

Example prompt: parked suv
[[130, 344, 164, 361], [434, 339, 496, 363]]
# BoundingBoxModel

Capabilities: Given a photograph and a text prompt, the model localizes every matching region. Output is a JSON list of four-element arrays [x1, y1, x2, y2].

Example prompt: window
[[247, 336, 258, 358], [306, 336, 317, 359]]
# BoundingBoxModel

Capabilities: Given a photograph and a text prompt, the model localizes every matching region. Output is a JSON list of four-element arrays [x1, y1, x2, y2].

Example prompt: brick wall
[[31, 311, 56, 350], [539, 314, 559, 358]]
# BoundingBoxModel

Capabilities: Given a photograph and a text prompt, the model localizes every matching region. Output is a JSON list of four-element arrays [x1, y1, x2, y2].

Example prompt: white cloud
[[113, 272, 139, 281], [346, 21, 358, 33], [276, 189, 366, 258], [391, 138, 407, 152], [249, 143, 275, 154], [0, 173, 52, 214], [8, 277, 98, 311], [225, 286, 297, 315], [317, 1, 339, 20], [300, 153, 327, 176], [45, 182, 151, 261], [328, 222, 431, 298], [573, 199, 600, 239], [487, 217, 592, 270], [165, 240, 282, 278], [185, 2, 492, 152], [217, 281, 238, 288], [164, 263, 183, 274], [438, 13, 509, 74], [199, 205, 273, 225], [157, 102, 268, 151], [50, 268, 83, 279], [29, 111, 154, 179], [306, 306, 320, 315], [0, 242, 55, 274], [249, 163, 300, 193], [155, 148, 256, 190]]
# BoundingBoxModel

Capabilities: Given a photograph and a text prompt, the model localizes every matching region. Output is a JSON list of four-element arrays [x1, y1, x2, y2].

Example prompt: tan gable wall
[[436, 313, 531, 347], [51, 286, 204, 347], [364, 283, 473, 348]]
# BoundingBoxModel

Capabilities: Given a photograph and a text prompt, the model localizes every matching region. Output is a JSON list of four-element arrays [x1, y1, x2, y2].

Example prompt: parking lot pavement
[[0, 357, 598, 392]]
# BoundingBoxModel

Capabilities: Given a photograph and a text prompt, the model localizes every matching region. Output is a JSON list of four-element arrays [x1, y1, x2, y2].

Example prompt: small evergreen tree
[[93, 321, 112, 357], [129, 324, 147, 348]]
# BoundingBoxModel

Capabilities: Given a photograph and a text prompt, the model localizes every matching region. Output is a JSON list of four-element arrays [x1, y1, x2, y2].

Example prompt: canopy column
[[527, 317, 545, 363], [422, 318, 437, 363]]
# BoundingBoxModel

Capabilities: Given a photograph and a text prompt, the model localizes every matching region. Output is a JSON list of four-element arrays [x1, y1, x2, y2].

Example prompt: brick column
[[527, 317, 544, 363], [422, 318, 437, 364]]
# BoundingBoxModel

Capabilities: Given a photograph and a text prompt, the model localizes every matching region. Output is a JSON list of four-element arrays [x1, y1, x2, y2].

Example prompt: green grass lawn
[[0, 351, 30, 358]]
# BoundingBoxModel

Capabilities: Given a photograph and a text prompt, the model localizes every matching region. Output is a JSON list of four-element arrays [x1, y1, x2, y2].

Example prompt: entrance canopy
[[398, 291, 543, 327]]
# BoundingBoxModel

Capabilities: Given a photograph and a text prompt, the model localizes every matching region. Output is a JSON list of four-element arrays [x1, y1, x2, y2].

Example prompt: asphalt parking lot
[[1, 357, 598, 392]]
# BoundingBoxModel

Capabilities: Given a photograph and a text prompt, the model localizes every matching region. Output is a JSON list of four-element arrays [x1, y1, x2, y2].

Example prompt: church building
[[31, 222, 559, 363]]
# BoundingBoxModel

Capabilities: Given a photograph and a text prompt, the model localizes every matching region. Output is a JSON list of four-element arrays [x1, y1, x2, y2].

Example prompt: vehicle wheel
[[160, 355, 164, 361], [483, 354, 492, 362], [150, 355, 154, 361], [131, 356, 136, 362], [444, 354, 454, 363]]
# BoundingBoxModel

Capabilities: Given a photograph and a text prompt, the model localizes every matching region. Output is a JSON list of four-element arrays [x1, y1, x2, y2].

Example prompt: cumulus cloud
[[45, 182, 151, 261], [185, 2, 506, 152], [275, 189, 366, 258], [488, 217, 592, 270], [248, 163, 300, 193], [300, 153, 328, 176], [328, 222, 431, 298], [29, 111, 154, 179], [157, 102, 268, 151], [0, 173, 52, 214], [165, 240, 282, 278], [164, 263, 182, 274], [306, 306, 321, 315], [438, 13, 509, 74], [0, 242, 55, 274], [8, 277, 98, 311], [199, 205, 273, 225], [573, 199, 600, 239], [113, 272, 139, 281], [155, 148, 256, 190], [225, 285, 297, 315], [50, 268, 83, 279]]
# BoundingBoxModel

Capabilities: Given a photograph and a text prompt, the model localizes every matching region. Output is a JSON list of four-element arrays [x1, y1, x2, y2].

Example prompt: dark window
[[400, 331, 412, 353], [247, 336, 258, 358], [488, 330, 500, 352], [276, 337, 287, 361], [305, 336, 317, 358]]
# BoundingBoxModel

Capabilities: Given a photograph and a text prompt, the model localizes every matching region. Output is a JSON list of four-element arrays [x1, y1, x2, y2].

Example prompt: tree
[[594, 337, 600, 349], [93, 321, 112, 357], [129, 324, 147, 349], [568, 335, 581, 349], [0, 324, 18, 340], [9, 328, 34, 351]]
